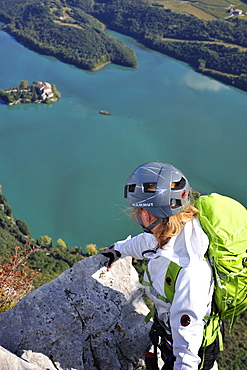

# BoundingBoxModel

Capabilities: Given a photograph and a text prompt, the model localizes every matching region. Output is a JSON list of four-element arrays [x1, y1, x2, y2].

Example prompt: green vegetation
[[28, 236, 85, 287], [217, 312, 247, 369], [151, 0, 247, 20], [90, 0, 247, 90], [1, 0, 247, 89], [0, 191, 86, 287], [0, 80, 60, 105], [0, 193, 32, 250], [0, 0, 137, 70]]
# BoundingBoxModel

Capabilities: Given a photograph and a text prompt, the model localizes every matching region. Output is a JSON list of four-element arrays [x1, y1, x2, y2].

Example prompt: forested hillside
[[1, 0, 247, 89], [218, 311, 247, 370], [0, 0, 137, 70], [90, 0, 247, 90], [0, 191, 86, 287]]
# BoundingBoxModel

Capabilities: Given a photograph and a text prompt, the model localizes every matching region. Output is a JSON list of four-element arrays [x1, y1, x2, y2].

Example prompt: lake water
[[0, 27, 247, 250]]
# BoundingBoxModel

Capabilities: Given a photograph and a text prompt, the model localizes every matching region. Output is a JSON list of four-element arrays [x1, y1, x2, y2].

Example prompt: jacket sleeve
[[114, 233, 157, 260], [170, 260, 213, 370]]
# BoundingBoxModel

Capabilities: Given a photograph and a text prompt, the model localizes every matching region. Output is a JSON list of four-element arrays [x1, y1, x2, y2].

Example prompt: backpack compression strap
[[164, 261, 181, 303], [165, 261, 223, 356]]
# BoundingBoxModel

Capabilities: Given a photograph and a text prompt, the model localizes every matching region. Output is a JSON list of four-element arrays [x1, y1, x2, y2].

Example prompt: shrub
[[0, 244, 41, 312], [16, 219, 31, 236], [85, 243, 98, 255]]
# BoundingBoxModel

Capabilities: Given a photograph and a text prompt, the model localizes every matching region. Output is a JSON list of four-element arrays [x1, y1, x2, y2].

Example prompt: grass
[[192, 4, 231, 19], [163, 2, 217, 19], [152, 0, 247, 19]]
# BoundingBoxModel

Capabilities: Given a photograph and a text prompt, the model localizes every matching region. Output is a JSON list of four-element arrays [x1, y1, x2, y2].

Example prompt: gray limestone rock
[[0, 346, 42, 370], [0, 254, 152, 370]]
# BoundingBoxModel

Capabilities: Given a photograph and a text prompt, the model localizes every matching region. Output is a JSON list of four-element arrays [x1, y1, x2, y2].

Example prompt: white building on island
[[36, 82, 54, 100]]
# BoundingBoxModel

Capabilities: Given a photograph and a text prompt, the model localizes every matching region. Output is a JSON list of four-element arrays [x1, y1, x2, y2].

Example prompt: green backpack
[[143, 193, 247, 355], [164, 193, 247, 337]]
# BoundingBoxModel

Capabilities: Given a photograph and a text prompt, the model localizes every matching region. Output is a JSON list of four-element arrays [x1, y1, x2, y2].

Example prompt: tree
[[85, 243, 98, 256], [198, 59, 206, 71], [0, 193, 7, 206], [4, 204, 12, 217], [57, 238, 68, 251], [31, 85, 38, 101], [20, 80, 29, 89], [39, 235, 52, 247], [71, 246, 82, 254], [16, 219, 30, 236]]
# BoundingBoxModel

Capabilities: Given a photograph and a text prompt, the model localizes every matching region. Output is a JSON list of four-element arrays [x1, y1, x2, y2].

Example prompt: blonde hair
[[132, 204, 199, 248], [156, 205, 199, 249]]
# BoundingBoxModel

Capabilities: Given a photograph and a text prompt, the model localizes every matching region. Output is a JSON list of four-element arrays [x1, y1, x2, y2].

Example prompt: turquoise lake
[[0, 27, 247, 250]]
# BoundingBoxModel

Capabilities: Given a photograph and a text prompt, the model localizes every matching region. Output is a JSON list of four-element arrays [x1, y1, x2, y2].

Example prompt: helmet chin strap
[[135, 213, 163, 234]]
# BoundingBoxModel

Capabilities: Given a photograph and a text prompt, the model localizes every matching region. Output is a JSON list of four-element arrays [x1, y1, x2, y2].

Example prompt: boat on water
[[99, 110, 111, 115]]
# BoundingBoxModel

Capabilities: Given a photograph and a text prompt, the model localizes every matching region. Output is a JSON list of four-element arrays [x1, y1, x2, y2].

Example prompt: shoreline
[[0, 81, 60, 106], [92, 62, 111, 71], [1, 23, 246, 93]]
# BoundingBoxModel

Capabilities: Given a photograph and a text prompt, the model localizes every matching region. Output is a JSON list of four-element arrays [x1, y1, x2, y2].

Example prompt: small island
[[0, 80, 61, 105]]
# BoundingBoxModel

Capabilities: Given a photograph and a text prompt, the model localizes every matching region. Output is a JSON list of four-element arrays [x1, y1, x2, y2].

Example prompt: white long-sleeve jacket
[[114, 219, 214, 370]]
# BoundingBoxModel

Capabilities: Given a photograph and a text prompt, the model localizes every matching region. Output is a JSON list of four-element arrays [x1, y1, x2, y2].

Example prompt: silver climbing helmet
[[124, 162, 191, 218]]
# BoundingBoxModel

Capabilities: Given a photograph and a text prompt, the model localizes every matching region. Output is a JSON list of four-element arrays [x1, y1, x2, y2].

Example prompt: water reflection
[[183, 71, 229, 92]]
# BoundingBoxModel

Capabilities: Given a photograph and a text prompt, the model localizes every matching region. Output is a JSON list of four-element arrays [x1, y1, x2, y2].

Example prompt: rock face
[[0, 254, 152, 370]]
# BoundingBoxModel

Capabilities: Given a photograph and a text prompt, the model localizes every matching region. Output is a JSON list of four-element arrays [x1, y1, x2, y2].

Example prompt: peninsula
[[1, 0, 247, 91], [0, 80, 61, 105]]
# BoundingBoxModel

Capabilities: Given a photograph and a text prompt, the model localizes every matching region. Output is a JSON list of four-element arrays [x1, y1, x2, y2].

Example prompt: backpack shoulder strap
[[164, 261, 181, 304], [165, 260, 223, 355]]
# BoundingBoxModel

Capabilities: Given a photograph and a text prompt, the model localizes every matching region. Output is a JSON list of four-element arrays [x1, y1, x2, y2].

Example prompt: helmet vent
[[124, 184, 136, 198], [143, 183, 157, 193], [170, 199, 182, 209], [171, 177, 186, 190], [128, 184, 136, 192]]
